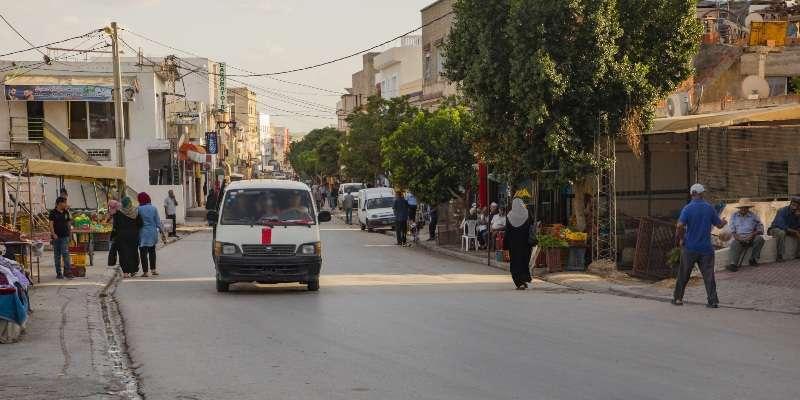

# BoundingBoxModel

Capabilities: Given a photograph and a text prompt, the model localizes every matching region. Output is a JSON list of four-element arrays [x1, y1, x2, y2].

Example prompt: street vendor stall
[[0, 157, 126, 281]]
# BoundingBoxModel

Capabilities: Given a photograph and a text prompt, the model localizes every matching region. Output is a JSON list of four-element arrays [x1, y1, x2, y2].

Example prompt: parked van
[[357, 187, 396, 231], [209, 179, 331, 292], [338, 182, 365, 209]]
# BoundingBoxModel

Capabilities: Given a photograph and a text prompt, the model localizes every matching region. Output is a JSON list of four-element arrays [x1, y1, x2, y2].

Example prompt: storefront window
[[87, 102, 130, 139], [148, 149, 177, 185], [68, 102, 88, 139]]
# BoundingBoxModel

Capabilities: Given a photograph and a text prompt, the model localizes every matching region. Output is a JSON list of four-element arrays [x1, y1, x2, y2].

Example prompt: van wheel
[[307, 276, 320, 291], [216, 277, 230, 292]]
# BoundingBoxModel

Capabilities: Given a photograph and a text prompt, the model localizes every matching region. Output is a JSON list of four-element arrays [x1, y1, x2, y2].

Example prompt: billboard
[[5, 84, 114, 101]]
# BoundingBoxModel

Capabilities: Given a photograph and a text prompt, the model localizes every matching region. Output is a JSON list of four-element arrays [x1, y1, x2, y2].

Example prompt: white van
[[338, 182, 365, 209], [209, 179, 332, 292], [357, 187, 396, 231]]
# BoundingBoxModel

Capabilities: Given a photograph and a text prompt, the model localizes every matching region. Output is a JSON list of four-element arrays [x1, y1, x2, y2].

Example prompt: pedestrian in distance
[[343, 191, 355, 225], [164, 189, 179, 237], [48, 196, 72, 279], [503, 198, 534, 290], [206, 181, 222, 226], [727, 198, 764, 272], [137, 192, 165, 277], [113, 197, 143, 278], [405, 192, 418, 224], [393, 190, 410, 246], [673, 184, 728, 308], [427, 204, 438, 241], [768, 196, 800, 262], [327, 186, 336, 210]]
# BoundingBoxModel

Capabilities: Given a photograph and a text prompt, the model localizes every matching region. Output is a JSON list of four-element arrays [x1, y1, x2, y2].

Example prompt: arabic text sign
[[5, 84, 114, 101]]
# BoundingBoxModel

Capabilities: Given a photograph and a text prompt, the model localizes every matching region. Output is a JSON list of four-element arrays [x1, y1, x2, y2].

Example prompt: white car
[[338, 182, 365, 209], [209, 179, 332, 292], [357, 187, 396, 231]]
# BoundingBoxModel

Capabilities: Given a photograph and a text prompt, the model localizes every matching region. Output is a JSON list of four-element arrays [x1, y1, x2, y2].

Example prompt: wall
[[741, 47, 800, 77], [374, 44, 423, 99], [420, 0, 457, 108]]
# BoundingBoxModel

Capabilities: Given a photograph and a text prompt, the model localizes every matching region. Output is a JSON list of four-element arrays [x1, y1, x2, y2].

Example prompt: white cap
[[490, 202, 498, 207], [690, 183, 705, 194]]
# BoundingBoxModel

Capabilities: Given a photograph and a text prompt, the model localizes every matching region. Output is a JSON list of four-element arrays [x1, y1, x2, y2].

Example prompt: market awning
[[3, 75, 138, 102], [649, 104, 800, 134], [0, 157, 126, 181], [178, 143, 207, 163]]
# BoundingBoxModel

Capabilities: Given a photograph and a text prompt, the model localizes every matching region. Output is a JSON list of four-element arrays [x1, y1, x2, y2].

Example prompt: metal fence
[[632, 217, 677, 280]]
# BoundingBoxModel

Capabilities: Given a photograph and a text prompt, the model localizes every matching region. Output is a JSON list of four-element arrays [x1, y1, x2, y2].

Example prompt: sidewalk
[[1, 232, 193, 399], [411, 233, 800, 314]]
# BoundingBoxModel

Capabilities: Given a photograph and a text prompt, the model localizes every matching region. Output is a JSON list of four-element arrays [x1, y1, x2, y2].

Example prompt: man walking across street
[[164, 189, 179, 237], [768, 196, 800, 262], [343, 191, 355, 225], [393, 190, 409, 246], [673, 184, 727, 308], [49, 197, 72, 279], [727, 198, 764, 272]]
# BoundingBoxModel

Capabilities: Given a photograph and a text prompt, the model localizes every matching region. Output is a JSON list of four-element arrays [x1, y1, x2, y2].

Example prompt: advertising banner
[[5, 84, 115, 101], [205, 131, 219, 154]]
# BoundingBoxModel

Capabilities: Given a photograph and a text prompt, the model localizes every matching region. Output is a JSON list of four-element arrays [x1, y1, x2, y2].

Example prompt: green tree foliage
[[445, 0, 701, 185], [286, 127, 343, 180], [381, 106, 476, 205], [339, 96, 418, 183]]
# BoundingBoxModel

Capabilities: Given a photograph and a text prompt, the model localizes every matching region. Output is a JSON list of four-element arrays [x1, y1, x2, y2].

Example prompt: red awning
[[178, 143, 206, 162]]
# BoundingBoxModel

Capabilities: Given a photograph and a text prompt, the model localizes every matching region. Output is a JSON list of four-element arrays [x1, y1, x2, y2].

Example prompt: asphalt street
[[116, 223, 800, 400]]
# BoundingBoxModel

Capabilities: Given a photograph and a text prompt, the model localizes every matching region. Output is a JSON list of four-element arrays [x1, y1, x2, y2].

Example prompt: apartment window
[[87, 148, 111, 161], [148, 149, 176, 185], [437, 46, 446, 78], [424, 51, 433, 83], [69, 102, 129, 139]]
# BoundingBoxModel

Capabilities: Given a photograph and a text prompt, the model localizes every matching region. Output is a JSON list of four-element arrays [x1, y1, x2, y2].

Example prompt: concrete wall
[[741, 47, 800, 77], [374, 45, 423, 99]]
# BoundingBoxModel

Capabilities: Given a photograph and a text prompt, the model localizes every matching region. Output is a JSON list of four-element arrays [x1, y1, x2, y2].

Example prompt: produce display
[[71, 212, 112, 233], [563, 228, 588, 242]]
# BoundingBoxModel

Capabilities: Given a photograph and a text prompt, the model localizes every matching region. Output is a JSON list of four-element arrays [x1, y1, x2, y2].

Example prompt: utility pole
[[109, 22, 125, 168]]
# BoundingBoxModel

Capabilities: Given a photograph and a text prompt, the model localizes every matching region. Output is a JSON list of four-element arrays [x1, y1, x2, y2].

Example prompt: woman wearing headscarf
[[137, 192, 163, 277], [504, 198, 534, 290], [113, 197, 143, 278]]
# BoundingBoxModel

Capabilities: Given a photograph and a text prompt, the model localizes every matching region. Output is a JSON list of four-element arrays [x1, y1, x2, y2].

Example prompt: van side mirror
[[207, 210, 218, 226], [318, 211, 332, 223]]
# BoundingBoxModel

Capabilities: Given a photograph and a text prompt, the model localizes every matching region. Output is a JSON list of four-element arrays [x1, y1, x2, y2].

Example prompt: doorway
[[26, 101, 44, 141]]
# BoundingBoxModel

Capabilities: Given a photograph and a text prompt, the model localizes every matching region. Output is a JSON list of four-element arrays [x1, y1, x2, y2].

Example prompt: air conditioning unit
[[666, 92, 690, 118]]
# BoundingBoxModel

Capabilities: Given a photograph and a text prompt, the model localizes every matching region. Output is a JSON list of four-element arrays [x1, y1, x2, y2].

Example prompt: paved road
[[116, 223, 800, 400]]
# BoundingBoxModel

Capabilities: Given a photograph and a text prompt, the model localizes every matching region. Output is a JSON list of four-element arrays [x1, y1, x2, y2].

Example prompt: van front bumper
[[367, 217, 395, 228], [215, 254, 322, 283]]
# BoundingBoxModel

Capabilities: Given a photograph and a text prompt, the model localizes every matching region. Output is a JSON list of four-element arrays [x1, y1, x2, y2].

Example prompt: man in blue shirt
[[768, 197, 800, 262], [727, 198, 764, 272], [673, 184, 728, 308]]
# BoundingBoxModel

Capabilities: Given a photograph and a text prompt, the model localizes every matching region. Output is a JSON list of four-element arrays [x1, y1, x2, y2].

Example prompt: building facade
[[419, 0, 457, 109], [336, 53, 381, 132], [227, 86, 259, 177], [374, 36, 423, 102]]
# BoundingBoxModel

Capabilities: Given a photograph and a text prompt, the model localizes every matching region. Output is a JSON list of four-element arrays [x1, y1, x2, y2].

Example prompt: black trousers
[[429, 214, 438, 239], [139, 246, 157, 273], [673, 249, 718, 305], [396, 221, 408, 245], [167, 214, 177, 236]]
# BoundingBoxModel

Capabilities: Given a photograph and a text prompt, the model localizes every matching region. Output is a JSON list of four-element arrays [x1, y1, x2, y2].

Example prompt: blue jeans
[[53, 236, 71, 276], [345, 208, 353, 225]]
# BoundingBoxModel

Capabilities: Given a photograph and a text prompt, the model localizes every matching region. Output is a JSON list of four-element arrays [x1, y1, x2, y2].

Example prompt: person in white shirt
[[163, 190, 178, 237], [491, 206, 507, 232]]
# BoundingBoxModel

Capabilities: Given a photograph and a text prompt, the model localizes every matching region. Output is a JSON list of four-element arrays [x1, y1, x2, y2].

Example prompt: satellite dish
[[745, 12, 764, 29], [741, 75, 770, 99]]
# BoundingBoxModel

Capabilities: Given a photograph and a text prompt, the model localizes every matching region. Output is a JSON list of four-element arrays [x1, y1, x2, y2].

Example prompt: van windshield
[[342, 184, 364, 194], [220, 189, 315, 225], [366, 197, 394, 210]]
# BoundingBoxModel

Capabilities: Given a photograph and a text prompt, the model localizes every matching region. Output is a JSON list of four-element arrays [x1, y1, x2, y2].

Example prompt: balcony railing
[[9, 116, 44, 143]]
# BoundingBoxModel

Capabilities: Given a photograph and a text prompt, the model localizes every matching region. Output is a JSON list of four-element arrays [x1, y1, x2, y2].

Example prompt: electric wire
[[0, 43, 112, 85], [0, 29, 103, 59], [0, 12, 49, 58]]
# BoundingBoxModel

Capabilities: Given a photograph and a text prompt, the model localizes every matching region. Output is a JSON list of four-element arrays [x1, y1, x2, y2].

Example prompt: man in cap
[[673, 184, 728, 308], [727, 198, 764, 272], [768, 196, 800, 262]]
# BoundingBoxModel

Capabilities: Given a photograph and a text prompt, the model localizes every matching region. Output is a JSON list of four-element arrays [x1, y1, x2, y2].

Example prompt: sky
[[0, 0, 435, 133]]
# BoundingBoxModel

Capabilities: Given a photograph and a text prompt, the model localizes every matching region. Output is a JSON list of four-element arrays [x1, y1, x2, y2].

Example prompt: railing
[[41, 121, 99, 166], [9, 116, 44, 143]]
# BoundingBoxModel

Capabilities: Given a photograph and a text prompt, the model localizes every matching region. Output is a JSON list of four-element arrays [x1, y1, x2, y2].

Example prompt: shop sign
[[175, 112, 200, 125], [5, 84, 114, 101], [218, 62, 226, 112], [205, 131, 219, 154]]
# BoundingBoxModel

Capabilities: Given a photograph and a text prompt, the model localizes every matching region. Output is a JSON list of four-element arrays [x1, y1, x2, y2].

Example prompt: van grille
[[241, 244, 296, 257]]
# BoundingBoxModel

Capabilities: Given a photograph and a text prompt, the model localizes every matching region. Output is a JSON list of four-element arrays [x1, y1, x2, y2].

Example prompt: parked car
[[338, 182, 365, 209], [357, 187, 396, 231], [209, 179, 332, 292]]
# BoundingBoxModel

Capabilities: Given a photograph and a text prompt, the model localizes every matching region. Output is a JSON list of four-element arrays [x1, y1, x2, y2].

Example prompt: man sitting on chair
[[728, 198, 764, 272]]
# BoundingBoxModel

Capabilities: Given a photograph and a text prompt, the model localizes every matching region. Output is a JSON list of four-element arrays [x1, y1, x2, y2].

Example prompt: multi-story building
[[270, 125, 290, 169], [419, 0, 458, 109], [258, 113, 272, 171], [374, 36, 423, 102], [227, 86, 259, 177], [0, 56, 227, 223], [336, 52, 380, 132]]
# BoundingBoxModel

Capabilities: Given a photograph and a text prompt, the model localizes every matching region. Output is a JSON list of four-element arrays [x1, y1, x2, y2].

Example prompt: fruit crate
[[70, 253, 88, 267]]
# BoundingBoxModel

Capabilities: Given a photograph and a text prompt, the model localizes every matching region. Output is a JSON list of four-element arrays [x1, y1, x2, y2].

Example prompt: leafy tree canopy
[[286, 127, 343, 180], [445, 0, 701, 185], [339, 96, 418, 183], [382, 106, 476, 205]]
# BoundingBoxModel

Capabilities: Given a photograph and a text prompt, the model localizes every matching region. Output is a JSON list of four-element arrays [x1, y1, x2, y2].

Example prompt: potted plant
[[537, 233, 568, 273]]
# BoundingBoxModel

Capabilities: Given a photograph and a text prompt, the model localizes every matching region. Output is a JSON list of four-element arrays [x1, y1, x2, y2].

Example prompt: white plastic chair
[[462, 220, 479, 251]]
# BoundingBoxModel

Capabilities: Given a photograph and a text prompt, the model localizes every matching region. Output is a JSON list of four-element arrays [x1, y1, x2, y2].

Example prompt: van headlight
[[299, 242, 321, 255], [214, 241, 239, 256]]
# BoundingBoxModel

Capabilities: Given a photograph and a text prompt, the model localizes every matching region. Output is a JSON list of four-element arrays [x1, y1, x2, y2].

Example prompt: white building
[[0, 57, 225, 223], [258, 112, 272, 169], [374, 36, 423, 102]]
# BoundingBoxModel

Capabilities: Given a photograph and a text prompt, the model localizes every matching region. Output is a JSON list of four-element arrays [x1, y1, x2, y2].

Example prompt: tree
[[286, 127, 343, 180], [382, 106, 476, 206], [445, 0, 702, 185], [339, 96, 418, 183]]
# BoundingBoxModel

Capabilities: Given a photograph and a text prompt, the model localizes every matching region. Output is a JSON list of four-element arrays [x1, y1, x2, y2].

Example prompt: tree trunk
[[572, 179, 594, 231]]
